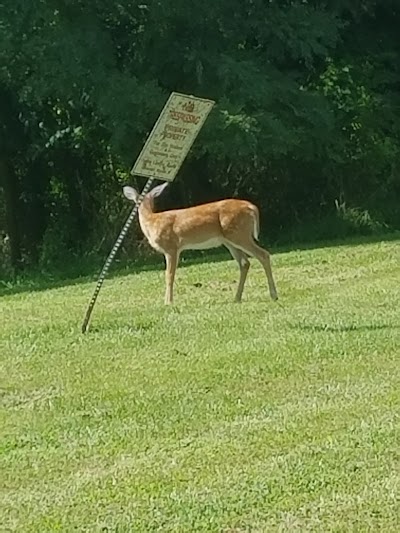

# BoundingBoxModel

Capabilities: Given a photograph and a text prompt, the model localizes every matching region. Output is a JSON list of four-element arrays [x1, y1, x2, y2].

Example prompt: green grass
[[1, 237, 400, 532]]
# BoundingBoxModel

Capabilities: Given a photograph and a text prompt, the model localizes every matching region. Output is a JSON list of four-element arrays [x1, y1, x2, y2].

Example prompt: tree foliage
[[1, 0, 399, 273]]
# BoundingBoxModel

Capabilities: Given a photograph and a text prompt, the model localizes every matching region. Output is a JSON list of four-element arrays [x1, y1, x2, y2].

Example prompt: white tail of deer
[[123, 182, 278, 304]]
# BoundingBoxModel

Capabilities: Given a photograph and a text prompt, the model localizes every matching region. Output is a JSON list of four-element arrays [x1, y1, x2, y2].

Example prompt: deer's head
[[123, 182, 169, 212]]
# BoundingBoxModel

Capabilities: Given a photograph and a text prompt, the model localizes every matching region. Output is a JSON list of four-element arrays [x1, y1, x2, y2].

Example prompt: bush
[[279, 200, 389, 244]]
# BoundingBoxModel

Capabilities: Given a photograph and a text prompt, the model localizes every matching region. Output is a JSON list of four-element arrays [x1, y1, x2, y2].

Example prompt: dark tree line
[[1, 1, 400, 275]]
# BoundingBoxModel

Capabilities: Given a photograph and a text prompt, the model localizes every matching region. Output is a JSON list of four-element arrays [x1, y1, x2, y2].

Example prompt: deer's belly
[[181, 237, 222, 251]]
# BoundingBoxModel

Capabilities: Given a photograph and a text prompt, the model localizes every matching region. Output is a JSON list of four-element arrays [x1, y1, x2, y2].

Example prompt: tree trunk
[[23, 157, 49, 263], [64, 155, 88, 245], [0, 157, 22, 270]]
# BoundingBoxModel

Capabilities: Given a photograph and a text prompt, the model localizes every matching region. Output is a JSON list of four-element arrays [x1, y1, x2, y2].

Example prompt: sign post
[[81, 92, 215, 333]]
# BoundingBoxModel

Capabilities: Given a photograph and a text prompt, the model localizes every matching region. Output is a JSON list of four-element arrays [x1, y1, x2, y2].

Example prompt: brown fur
[[123, 185, 278, 304]]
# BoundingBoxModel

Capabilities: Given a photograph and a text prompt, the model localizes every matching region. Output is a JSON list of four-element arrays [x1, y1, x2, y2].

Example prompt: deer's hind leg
[[164, 250, 180, 304], [225, 244, 250, 303], [225, 237, 278, 301]]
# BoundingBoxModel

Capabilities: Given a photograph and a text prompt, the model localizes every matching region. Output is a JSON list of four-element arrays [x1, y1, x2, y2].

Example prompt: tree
[[1, 0, 399, 274]]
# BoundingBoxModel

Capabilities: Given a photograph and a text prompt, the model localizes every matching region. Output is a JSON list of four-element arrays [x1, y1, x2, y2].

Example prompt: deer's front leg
[[164, 251, 179, 304]]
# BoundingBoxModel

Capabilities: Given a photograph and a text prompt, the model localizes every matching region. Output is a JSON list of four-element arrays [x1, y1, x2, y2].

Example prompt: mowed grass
[[1, 238, 400, 532]]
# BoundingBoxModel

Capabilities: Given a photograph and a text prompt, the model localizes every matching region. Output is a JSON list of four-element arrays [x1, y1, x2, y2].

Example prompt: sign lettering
[[132, 92, 215, 182]]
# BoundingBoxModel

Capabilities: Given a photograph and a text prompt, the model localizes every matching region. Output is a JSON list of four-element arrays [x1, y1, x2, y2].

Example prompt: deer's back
[[146, 199, 259, 252]]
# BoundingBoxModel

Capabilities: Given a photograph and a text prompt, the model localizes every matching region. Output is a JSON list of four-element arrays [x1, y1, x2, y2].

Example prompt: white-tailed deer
[[123, 182, 278, 304]]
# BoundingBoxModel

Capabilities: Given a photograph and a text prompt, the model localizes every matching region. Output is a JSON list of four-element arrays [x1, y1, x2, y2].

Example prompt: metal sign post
[[81, 92, 215, 333], [81, 178, 154, 334]]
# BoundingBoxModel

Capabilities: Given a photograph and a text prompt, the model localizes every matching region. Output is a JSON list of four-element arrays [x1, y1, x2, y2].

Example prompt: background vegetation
[[1, 1, 400, 277]]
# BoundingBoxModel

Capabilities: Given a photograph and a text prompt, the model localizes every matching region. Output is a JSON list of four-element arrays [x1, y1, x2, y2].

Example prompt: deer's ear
[[123, 185, 139, 203], [147, 181, 169, 199]]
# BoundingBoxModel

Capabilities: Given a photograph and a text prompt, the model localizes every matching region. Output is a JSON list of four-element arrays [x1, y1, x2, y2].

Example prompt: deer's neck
[[137, 199, 160, 242]]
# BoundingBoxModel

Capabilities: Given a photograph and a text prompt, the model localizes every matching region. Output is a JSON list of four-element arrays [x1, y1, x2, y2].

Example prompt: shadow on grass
[[0, 252, 229, 298], [1, 231, 399, 298], [290, 322, 398, 333], [273, 229, 400, 255], [86, 318, 160, 336]]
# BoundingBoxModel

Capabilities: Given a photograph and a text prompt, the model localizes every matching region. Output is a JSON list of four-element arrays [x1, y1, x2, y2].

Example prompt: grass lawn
[[1, 237, 400, 531]]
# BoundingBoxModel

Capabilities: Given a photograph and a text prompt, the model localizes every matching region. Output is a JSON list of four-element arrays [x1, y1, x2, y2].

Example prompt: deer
[[123, 182, 278, 305]]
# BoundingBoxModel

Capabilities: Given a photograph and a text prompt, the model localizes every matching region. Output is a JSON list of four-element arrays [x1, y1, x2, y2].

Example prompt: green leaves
[[1, 0, 399, 269]]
